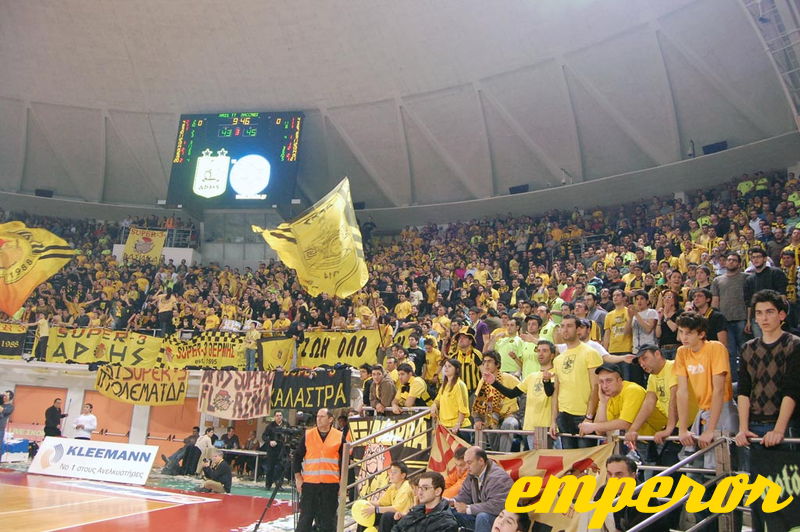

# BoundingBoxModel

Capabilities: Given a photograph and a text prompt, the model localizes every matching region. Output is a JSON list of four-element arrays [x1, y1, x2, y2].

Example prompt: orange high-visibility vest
[[301, 427, 343, 484]]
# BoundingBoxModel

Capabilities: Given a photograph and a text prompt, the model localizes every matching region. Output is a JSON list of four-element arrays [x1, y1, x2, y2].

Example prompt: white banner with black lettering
[[28, 437, 158, 485]]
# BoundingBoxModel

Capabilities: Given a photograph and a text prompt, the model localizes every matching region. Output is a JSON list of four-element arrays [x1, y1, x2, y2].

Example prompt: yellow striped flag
[[0, 222, 76, 317], [252, 178, 369, 298]]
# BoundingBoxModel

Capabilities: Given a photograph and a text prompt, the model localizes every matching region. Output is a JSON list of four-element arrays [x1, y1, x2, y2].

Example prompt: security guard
[[294, 408, 347, 532]]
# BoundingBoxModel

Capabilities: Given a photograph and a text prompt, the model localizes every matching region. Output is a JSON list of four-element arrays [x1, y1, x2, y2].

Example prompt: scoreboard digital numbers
[[167, 111, 303, 208]]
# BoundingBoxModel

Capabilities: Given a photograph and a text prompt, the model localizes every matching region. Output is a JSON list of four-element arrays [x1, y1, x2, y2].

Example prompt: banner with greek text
[[29, 437, 158, 485], [163, 331, 245, 369], [270, 368, 351, 410], [95, 366, 188, 406], [750, 446, 800, 531], [198, 370, 273, 420], [258, 337, 295, 370], [0, 322, 26, 358], [46, 327, 162, 366], [123, 227, 166, 264], [297, 329, 379, 367]]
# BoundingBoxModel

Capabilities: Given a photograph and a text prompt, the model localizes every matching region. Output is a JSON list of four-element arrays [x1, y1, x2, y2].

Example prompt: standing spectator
[[472, 351, 520, 452], [242, 320, 261, 371], [369, 365, 396, 415], [431, 359, 471, 437], [629, 290, 657, 387], [711, 252, 749, 374], [744, 247, 788, 338], [655, 290, 682, 360], [44, 398, 67, 437], [392, 363, 432, 412], [735, 290, 800, 453], [550, 315, 603, 449], [603, 290, 633, 372], [675, 313, 737, 458], [468, 307, 491, 352], [153, 287, 178, 337], [73, 403, 97, 440], [406, 334, 427, 377], [451, 328, 483, 397], [451, 446, 513, 532], [689, 288, 728, 346], [584, 292, 607, 330], [26, 313, 49, 361]]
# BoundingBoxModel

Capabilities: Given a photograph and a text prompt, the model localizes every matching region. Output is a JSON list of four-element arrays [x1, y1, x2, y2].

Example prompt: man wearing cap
[[578, 363, 666, 451], [453, 327, 483, 397], [624, 345, 688, 472]]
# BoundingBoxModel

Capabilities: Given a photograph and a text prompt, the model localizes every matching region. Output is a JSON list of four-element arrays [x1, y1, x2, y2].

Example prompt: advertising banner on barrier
[[29, 437, 157, 485], [163, 331, 246, 369], [0, 322, 26, 359], [258, 337, 295, 370], [750, 446, 800, 531], [95, 366, 188, 405], [270, 368, 351, 410], [198, 370, 273, 420], [349, 416, 430, 499], [45, 327, 162, 366], [122, 227, 166, 264], [296, 329, 379, 367], [6, 422, 45, 442]]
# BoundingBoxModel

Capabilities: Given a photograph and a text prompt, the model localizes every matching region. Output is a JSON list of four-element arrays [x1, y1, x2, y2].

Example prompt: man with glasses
[[393, 472, 458, 531]]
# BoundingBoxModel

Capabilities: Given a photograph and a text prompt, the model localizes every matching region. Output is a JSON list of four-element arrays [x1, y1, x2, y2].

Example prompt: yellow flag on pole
[[252, 178, 368, 298], [122, 227, 167, 264], [0, 221, 76, 317]]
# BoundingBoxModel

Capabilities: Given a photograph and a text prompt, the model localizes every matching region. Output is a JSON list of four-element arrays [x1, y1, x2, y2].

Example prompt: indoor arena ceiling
[[0, 0, 795, 210]]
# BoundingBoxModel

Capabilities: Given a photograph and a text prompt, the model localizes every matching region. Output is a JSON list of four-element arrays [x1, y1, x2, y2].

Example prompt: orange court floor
[[0, 468, 294, 531]]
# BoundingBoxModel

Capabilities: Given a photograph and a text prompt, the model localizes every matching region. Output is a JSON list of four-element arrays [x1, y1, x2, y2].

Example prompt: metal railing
[[336, 408, 434, 532]]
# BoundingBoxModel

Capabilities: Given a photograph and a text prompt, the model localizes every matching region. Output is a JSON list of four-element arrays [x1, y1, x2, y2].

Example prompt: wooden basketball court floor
[[0, 468, 294, 531]]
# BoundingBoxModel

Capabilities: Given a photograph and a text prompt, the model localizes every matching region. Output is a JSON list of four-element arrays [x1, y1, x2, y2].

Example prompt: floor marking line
[[0, 496, 120, 516]]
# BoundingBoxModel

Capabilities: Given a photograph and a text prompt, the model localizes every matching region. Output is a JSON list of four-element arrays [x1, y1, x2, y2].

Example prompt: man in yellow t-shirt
[[364, 461, 415, 531], [674, 313, 737, 466], [391, 363, 432, 413], [603, 290, 632, 356], [579, 363, 665, 440], [393, 294, 413, 320], [550, 316, 603, 449]]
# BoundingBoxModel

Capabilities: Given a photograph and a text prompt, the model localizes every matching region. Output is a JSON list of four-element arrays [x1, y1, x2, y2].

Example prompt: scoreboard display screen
[[166, 111, 303, 208]]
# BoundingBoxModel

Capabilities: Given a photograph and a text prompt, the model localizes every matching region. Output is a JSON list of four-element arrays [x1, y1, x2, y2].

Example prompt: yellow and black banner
[[270, 368, 350, 410], [0, 322, 27, 359], [257, 337, 295, 370], [163, 331, 245, 369], [123, 227, 167, 264], [393, 328, 413, 348], [252, 178, 368, 298], [95, 366, 188, 405], [0, 221, 76, 317], [297, 329, 379, 367], [46, 327, 162, 366]]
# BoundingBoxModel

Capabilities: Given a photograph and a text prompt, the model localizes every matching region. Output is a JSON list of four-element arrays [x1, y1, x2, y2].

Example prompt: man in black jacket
[[392, 471, 457, 532], [44, 398, 67, 437], [261, 411, 287, 489], [745, 247, 788, 338], [201, 450, 232, 493]]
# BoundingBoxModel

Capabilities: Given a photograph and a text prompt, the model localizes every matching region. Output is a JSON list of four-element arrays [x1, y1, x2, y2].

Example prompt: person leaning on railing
[[430, 358, 471, 438]]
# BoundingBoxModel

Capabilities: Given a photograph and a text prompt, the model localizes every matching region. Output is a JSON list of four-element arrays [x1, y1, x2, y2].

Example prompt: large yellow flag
[[122, 227, 167, 264], [0, 222, 76, 316], [252, 178, 368, 298]]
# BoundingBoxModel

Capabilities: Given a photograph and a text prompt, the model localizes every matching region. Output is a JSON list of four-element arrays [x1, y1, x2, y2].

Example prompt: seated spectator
[[442, 446, 468, 499], [491, 510, 532, 532], [199, 449, 232, 494], [450, 446, 513, 532], [161, 426, 200, 475], [392, 471, 458, 532], [359, 461, 415, 532]]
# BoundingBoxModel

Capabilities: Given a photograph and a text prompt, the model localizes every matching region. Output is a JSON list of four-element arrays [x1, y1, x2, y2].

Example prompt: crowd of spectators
[[3, 169, 800, 530]]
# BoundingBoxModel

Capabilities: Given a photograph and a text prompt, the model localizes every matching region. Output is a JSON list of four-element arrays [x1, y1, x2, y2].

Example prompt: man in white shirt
[[73, 403, 97, 440]]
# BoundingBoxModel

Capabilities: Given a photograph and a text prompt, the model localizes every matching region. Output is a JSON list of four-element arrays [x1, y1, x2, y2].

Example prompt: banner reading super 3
[[163, 331, 246, 369], [296, 329, 379, 367], [0, 322, 27, 358], [45, 327, 162, 366], [95, 366, 188, 406], [122, 227, 166, 265], [0, 221, 76, 317]]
